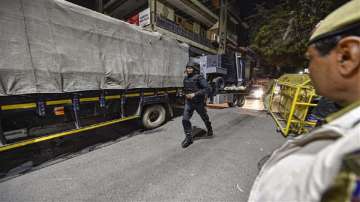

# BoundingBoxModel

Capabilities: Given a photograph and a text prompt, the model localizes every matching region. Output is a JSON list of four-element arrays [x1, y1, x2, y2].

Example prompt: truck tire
[[234, 95, 246, 107], [213, 77, 225, 90], [212, 77, 225, 96], [142, 105, 166, 129], [228, 95, 235, 107]]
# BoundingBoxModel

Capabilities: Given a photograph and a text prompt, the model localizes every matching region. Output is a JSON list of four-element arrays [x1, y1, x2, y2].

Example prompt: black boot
[[207, 128, 214, 137], [181, 133, 193, 148]]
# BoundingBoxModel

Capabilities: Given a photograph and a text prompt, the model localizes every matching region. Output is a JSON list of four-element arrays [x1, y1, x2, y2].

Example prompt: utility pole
[[149, 0, 156, 31], [96, 0, 104, 13], [218, 0, 228, 54]]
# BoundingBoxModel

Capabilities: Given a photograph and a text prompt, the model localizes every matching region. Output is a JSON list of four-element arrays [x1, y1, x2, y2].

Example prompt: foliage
[[247, 0, 349, 69]]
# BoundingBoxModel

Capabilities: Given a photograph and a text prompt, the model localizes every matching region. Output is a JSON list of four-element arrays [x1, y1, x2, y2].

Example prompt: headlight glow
[[252, 88, 264, 99]]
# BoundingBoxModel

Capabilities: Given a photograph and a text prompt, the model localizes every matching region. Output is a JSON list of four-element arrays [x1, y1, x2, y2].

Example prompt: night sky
[[232, 0, 282, 18]]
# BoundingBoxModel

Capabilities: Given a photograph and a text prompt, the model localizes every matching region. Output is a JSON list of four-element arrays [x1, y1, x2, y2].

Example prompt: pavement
[[0, 108, 285, 202]]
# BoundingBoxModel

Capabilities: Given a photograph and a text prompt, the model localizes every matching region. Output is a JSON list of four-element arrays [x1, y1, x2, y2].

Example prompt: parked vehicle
[[0, 0, 187, 151], [197, 52, 254, 107]]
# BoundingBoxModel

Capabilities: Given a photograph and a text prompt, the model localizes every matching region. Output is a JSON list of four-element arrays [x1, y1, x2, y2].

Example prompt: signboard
[[139, 8, 150, 27]]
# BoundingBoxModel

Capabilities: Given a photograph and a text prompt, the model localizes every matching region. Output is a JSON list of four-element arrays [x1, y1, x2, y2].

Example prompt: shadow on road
[[0, 120, 142, 181], [192, 126, 213, 140], [0, 107, 187, 181]]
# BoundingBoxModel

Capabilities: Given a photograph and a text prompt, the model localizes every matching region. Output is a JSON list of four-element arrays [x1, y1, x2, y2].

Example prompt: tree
[[247, 0, 349, 70]]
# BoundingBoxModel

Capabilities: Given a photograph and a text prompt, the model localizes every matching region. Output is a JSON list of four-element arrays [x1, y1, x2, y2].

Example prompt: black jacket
[[183, 73, 210, 102]]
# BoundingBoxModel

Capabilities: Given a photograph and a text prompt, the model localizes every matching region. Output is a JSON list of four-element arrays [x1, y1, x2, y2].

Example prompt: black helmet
[[186, 62, 200, 71]]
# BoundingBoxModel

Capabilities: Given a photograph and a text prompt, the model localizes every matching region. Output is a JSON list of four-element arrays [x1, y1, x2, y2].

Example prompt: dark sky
[[232, 0, 282, 19], [228, 0, 282, 46]]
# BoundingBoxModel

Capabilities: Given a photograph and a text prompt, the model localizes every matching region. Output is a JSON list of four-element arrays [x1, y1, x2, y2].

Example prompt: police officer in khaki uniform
[[248, 1, 360, 201]]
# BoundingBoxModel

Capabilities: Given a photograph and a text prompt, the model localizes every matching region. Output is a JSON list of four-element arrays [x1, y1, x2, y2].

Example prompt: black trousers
[[182, 99, 212, 135]]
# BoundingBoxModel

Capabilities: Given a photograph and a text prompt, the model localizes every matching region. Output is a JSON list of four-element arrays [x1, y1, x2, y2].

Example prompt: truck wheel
[[234, 95, 246, 107], [211, 77, 225, 96], [142, 105, 166, 129], [213, 77, 225, 90], [228, 96, 235, 107]]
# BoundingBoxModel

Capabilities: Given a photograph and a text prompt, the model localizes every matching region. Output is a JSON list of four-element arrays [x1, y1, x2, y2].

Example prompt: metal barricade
[[268, 74, 318, 136]]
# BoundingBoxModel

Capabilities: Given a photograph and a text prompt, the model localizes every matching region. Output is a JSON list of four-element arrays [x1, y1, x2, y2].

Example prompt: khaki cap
[[309, 0, 360, 44]]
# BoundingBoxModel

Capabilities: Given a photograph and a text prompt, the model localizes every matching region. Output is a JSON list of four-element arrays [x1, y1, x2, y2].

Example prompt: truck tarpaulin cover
[[0, 0, 188, 96]]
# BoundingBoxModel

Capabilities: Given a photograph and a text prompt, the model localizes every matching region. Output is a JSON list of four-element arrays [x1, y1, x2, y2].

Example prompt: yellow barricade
[[268, 74, 318, 136]]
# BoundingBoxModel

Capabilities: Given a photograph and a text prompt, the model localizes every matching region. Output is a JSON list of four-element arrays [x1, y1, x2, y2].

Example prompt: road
[[0, 108, 285, 202]]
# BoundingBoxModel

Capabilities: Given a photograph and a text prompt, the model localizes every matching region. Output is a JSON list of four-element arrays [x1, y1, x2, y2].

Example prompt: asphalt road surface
[[0, 108, 285, 202]]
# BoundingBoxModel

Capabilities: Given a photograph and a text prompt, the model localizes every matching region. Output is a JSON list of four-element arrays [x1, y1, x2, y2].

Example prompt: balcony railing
[[155, 16, 215, 49]]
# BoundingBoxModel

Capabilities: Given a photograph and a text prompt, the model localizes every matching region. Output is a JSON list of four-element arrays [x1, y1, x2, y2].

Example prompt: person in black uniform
[[181, 63, 213, 148]]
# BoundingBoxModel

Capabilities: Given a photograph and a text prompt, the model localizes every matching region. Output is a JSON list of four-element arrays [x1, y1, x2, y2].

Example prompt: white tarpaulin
[[0, 0, 188, 96]]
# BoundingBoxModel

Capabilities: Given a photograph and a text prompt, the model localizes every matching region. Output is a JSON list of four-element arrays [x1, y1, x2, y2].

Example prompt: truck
[[0, 0, 254, 152], [0, 0, 187, 151], [194, 52, 254, 107]]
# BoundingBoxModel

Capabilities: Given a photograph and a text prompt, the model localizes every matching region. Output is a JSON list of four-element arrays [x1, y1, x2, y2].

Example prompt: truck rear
[[196, 52, 255, 107], [0, 0, 187, 150]]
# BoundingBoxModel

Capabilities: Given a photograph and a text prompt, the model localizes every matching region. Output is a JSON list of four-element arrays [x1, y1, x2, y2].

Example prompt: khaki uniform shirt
[[248, 101, 360, 202]]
